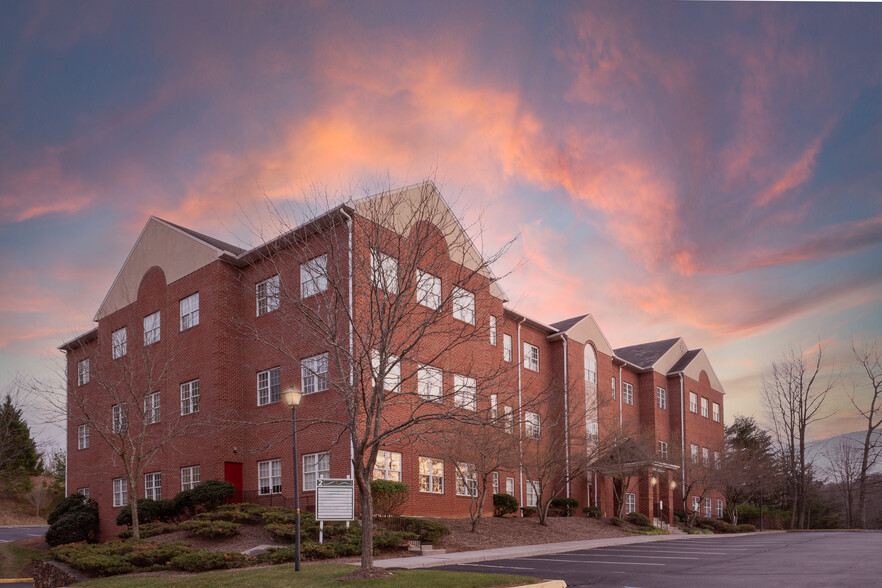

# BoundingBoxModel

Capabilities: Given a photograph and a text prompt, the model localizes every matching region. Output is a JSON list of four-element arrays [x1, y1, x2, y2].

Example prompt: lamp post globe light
[[282, 386, 303, 572]]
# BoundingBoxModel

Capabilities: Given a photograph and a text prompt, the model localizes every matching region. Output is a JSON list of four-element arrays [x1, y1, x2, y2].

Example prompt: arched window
[[584, 345, 597, 384]]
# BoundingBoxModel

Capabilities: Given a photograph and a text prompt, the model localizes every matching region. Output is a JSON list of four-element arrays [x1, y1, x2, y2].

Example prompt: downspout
[[562, 336, 570, 499], [517, 318, 525, 513], [679, 373, 686, 495], [340, 209, 356, 482], [618, 365, 623, 429]]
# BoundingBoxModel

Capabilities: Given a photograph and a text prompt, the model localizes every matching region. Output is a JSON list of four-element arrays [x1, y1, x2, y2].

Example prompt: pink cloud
[[0, 150, 95, 224]]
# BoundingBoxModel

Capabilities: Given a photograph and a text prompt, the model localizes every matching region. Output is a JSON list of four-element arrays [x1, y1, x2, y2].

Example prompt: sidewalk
[[374, 530, 785, 569]]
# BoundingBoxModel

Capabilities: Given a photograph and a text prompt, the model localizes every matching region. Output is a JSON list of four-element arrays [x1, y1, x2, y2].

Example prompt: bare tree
[[593, 426, 660, 520], [763, 344, 835, 529], [234, 182, 513, 569], [824, 438, 863, 527], [850, 339, 882, 528], [671, 436, 722, 525]]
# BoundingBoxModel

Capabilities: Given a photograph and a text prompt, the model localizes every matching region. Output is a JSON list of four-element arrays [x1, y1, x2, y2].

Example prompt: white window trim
[[181, 465, 200, 491], [704, 497, 713, 517], [371, 250, 399, 294], [256, 275, 280, 316], [692, 496, 701, 512], [702, 447, 710, 467], [526, 480, 539, 507], [301, 353, 328, 394], [373, 450, 402, 482], [257, 367, 281, 406], [113, 477, 128, 507], [657, 387, 666, 409], [455, 463, 478, 497], [77, 424, 89, 450], [112, 328, 127, 359], [418, 456, 444, 494], [492, 471, 499, 495], [625, 492, 636, 514], [691, 444, 699, 463], [525, 411, 541, 439], [300, 254, 328, 299], [503, 334, 513, 362], [701, 397, 709, 418], [505, 476, 515, 496], [690, 392, 698, 413], [145, 391, 161, 425], [180, 379, 200, 415], [77, 359, 89, 386], [524, 343, 539, 372], [417, 364, 443, 401], [371, 351, 401, 392], [504, 405, 513, 433], [716, 499, 724, 518], [452, 286, 475, 325], [143, 311, 160, 346], [658, 440, 668, 458], [489, 316, 497, 346], [416, 269, 441, 309], [622, 382, 634, 406], [454, 374, 477, 411], [112, 403, 127, 433], [258, 459, 282, 495], [78, 487, 90, 500], [490, 394, 498, 420], [713, 402, 721, 422], [303, 451, 330, 492], [145, 472, 161, 501], [180, 292, 199, 331]]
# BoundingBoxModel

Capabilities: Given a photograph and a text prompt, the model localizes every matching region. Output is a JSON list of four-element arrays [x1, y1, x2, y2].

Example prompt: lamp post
[[282, 386, 303, 572]]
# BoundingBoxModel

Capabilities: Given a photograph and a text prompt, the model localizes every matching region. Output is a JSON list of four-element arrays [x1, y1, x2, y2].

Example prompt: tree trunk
[[357, 471, 374, 569], [131, 482, 140, 540]]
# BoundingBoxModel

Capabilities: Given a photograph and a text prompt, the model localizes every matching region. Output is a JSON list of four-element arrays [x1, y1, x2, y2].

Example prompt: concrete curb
[[374, 530, 786, 569], [519, 582, 566, 588], [0, 581, 34, 585]]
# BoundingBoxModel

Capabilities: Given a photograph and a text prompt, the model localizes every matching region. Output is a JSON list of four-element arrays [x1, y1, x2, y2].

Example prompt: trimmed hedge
[[178, 519, 241, 538], [117, 521, 177, 539], [46, 494, 99, 547], [583, 506, 602, 518], [493, 493, 519, 517], [550, 497, 579, 517], [735, 523, 756, 533], [371, 479, 410, 517], [520, 507, 537, 517], [626, 512, 652, 527], [116, 499, 176, 526]]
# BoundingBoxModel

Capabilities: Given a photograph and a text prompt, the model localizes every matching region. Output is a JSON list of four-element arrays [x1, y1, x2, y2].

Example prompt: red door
[[224, 462, 243, 503]]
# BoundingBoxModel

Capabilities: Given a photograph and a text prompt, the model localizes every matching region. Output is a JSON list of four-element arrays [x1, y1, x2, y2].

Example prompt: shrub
[[609, 516, 625, 526], [373, 529, 413, 551], [48, 493, 88, 525], [68, 553, 134, 576], [520, 507, 537, 518], [300, 541, 336, 560], [371, 479, 410, 518], [46, 497, 99, 547], [170, 550, 235, 572], [735, 524, 756, 533], [124, 542, 191, 567], [493, 493, 519, 517], [550, 497, 579, 517], [116, 499, 176, 526], [178, 519, 240, 538], [626, 512, 652, 527], [695, 516, 735, 533], [583, 506, 602, 518], [172, 480, 235, 517], [117, 521, 177, 539], [386, 517, 450, 545]]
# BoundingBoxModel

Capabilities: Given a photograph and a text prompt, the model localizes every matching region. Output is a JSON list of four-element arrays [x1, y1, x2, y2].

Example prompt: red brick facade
[[61, 187, 726, 539]]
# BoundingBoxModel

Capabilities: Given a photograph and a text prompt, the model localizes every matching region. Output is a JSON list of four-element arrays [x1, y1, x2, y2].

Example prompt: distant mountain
[[806, 430, 882, 477]]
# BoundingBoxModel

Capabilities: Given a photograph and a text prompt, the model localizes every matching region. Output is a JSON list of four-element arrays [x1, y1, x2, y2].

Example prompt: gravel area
[[150, 524, 282, 552]]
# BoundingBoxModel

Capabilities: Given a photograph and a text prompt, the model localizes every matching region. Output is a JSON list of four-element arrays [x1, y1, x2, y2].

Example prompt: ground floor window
[[373, 451, 402, 482], [692, 496, 701, 512], [77, 487, 89, 500], [455, 463, 478, 497], [113, 478, 128, 507], [258, 459, 282, 495], [704, 497, 712, 517], [145, 472, 161, 500], [419, 457, 443, 493], [625, 492, 636, 514], [181, 465, 200, 491], [716, 499, 724, 518], [492, 472, 499, 495], [526, 480, 539, 507], [303, 452, 330, 491], [505, 477, 515, 496]]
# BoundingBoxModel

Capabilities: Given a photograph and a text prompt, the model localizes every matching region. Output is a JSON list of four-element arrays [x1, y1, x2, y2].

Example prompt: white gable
[[681, 349, 725, 394], [557, 314, 614, 357], [654, 338, 689, 375]]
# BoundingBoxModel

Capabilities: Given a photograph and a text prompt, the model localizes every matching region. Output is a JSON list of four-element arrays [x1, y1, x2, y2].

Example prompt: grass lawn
[[75, 563, 538, 587], [0, 541, 43, 578]]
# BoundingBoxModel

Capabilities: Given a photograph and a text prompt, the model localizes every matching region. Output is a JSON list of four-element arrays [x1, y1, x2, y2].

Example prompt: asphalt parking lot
[[438, 532, 882, 587]]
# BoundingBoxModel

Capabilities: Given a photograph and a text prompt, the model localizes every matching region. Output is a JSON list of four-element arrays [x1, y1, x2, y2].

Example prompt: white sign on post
[[316, 478, 354, 543]]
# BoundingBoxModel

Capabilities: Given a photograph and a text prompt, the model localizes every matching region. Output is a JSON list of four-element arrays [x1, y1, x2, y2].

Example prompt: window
[[504, 405, 513, 433], [145, 391, 161, 425], [492, 472, 499, 495], [180, 293, 199, 330], [181, 465, 200, 491], [625, 492, 636, 514], [257, 367, 281, 406], [452, 286, 475, 324], [701, 397, 709, 418], [692, 496, 701, 513], [524, 343, 539, 372], [143, 311, 160, 345], [112, 328, 127, 359], [691, 443, 699, 463], [113, 478, 127, 507], [371, 351, 400, 392], [77, 424, 89, 449], [418, 457, 443, 493], [612, 377, 616, 399], [256, 275, 280, 316], [657, 387, 666, 409], [454, 374, 477, 411], [490, 394, 498, 419], [489, 316, 497, 345], [77, 487, 89, 500], [704, 497, 712, 517], [713, 402, 721, 422], [689, 392, 698, 413], [587, 420, 599, 446], [371, 250, 398, 294], [658, 440, 668, 459], [702, 447, 710, 467], [180, 379, 200, 415], [455, 463, 477, 497], [417, 364, 442, 401], [302, 354, 328, 394], [525, 411, 541, 439], [622, 382, 634, 405], [373, 451, 402, 481], [303, 452, 330, 491], [505, 477, 515, 496], [416, 270, 441, 309], [258, 459, 282, 495], [526, 480, 539, 507], [714, 451, 721, 469], [584, 346, 597, 384], [716, 499, 724, 518], [503, 334, 512, 362], [112, 403, 127, 433], [145, 472, 161, 500], [77, 359, 89, 386], [300, 254, 328, 298]]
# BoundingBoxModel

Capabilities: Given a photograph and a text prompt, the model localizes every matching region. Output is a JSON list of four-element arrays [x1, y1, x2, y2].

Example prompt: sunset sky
[[1, 1, 880, 448]]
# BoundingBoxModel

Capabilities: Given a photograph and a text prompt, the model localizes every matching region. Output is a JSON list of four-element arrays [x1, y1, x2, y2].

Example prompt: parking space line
[[524, 557, 664, 566], [604, 549, 729, 555], [457, 563, 543, 571], [534, 554, 698, 560]]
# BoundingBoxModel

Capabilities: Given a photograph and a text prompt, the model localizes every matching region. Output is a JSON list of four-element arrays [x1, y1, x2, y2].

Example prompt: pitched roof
[[158, 218, 246, 256], [549, 314, 589, 332], [614, 338, 682, 369], [668, 349, 701, 374]]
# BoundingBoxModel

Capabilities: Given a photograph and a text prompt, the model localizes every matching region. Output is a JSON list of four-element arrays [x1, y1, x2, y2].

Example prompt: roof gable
[[550, 314, 614, 356], [614, 337, 682, 369], [668, 348, 725, 394], [95, 217, 227, 320]]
